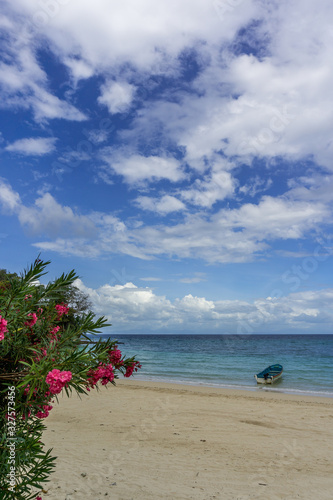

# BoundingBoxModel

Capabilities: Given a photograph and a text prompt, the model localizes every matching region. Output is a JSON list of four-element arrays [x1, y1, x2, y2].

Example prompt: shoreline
[[42, 379, 333, 499], [127, 375, 333, 399], [119, 378, 333, 400]]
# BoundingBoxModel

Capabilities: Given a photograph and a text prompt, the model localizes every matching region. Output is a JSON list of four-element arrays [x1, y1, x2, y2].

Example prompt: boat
[[254, 364, 283, 384]]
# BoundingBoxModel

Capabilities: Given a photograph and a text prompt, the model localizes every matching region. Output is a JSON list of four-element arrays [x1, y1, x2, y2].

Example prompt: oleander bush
[[0, 258, 141, 500]]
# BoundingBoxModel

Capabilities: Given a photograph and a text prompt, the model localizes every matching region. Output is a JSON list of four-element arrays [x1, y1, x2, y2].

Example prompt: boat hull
[[254, 364, 283, 384], [255, 372, 283, 384]]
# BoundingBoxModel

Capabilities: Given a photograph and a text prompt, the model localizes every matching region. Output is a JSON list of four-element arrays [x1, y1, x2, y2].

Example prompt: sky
[[0, 0, 333, 335]]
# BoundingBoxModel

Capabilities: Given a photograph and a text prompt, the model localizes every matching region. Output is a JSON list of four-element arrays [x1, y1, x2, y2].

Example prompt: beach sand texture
[[42, 380, 333, 500]]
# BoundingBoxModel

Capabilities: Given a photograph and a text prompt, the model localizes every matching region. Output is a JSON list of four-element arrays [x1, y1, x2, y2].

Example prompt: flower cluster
[[55, 303, 69, 319], [24, 312, 37, 327], [124, 361, 142, 378], [45, 369, 72, 394], [50, 325, 60, 337], [0, 315, 7, 341], [108, 347, 123, 367], [49, 325, 61, 344], [36, 403, 53, 419], [23, 386, 53, 419], [87, 363, 115, 388]]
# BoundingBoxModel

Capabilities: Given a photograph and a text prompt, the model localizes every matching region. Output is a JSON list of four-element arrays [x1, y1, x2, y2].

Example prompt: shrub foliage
[[0, 258, 141, 499]]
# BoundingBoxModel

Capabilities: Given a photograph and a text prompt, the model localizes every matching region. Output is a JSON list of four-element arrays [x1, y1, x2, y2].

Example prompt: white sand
[[41, 380, 333, 499]]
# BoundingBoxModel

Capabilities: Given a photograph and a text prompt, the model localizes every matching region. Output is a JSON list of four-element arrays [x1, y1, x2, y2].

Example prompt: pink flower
[[36, 404, 53, 419], [50, 326, 60, 337], [0, 315, 8, 341], [108, 348, 123, 366], [87, 363, 114, 388], [55, 303, 69, 319], [24, 312, 37, 327], [36, 496, 42, 500], [124, 361, 142, 378], [24, 294, 32, 300], [46, 369, 72, 394]]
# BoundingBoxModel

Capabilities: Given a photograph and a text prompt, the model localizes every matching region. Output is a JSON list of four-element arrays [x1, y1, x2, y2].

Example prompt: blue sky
[[1, 0, 333, 334]]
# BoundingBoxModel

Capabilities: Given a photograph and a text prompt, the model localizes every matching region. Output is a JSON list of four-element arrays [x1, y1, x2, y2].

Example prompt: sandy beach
[[41, 380, 333, 500]]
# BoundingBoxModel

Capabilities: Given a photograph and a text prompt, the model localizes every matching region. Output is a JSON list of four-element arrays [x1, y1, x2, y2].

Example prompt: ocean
[[100, 334, 333, 398]]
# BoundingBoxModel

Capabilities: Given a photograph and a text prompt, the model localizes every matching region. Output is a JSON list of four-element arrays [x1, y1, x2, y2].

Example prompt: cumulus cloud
[[64, 57, 94, 82], [5, 137, 57, 156], [73, 278, 333, 333], [98, 81, 136, 114], [74, 279, 175, 326], [0, 180, 21, 212], [102, 153, 185, 185], [180, 169, 236, 208]]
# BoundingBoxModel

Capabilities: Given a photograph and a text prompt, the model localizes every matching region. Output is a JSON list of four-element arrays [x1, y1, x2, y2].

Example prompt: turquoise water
[[100, 334, 333, 397]]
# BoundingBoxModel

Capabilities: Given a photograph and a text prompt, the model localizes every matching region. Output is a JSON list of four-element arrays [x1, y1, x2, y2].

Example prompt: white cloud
[[177, 294, 215, 312], [18, 193, 96, 238], [30, 88, 87, 122], [0, 180, 21, 212], [127, 196, 328, 263], [1, 177, 330, 263], [180, 169, 236, 208], [239, 176, 273, 198], [135, 194, 186, 214], [102, 153, 185, 185], [82, 1, 332, 173], [0, 180, 96, 238], [33, 238, 103, 258], [2, 0, 333, 169], [5, 137, 57, 156], [33, 195, 329, 264], [73, 277, 333, 333], [220, 196, 328, 240], [64, 57, 94, 82], [286, 174, 333, 204], [74, 279, 175, 326], [98, 81, 136, 114], [0, 12, 87, 123], [7, 0, 258, 72]]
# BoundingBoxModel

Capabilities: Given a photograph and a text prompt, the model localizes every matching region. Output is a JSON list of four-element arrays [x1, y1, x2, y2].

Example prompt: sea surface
[[98, 334, 333, 397]]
